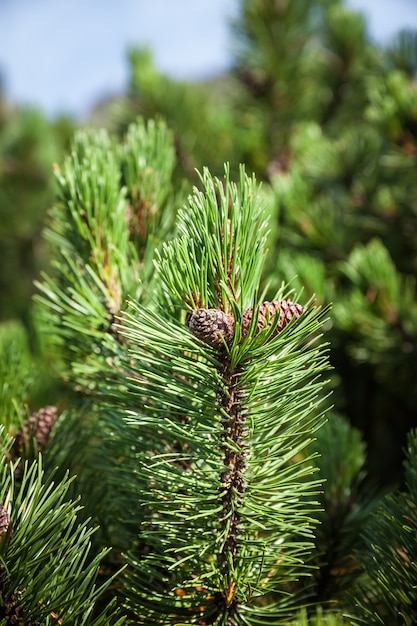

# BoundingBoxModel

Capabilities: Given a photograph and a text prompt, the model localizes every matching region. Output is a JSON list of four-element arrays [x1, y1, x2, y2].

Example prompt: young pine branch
[[34, 117, 179, 392], [117, 165, 330, 624]]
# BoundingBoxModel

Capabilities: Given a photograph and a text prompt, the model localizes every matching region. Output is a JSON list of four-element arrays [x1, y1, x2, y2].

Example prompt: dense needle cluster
[[185, 298, 306, 620]]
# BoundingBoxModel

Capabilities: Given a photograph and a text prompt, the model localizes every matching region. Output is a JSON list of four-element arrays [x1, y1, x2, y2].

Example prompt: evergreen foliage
[[0, 430, 123, 626], [229, 0, 417, 484], [305, 414, 374, 605], [33, 123, 331, 621], [0, 322, 33, 434], [116, 0, 417, 486], [2, 0, 417, 623], [33, 117, 182, 560], [115, 167, 329, 623], [351, 429, 417, 624], [0, 326, 124, 624], [34, 117, 179, 389], [0, 96, 73, 326]]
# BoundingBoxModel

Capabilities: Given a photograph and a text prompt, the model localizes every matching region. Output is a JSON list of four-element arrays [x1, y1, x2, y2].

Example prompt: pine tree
[[29, 117, 336, 623], [117, 166, 329, 623], [225, 0, 417, 488], [2, 0, 417, 623], [4, 108, 416, 625], [33, 117, 181, 557]]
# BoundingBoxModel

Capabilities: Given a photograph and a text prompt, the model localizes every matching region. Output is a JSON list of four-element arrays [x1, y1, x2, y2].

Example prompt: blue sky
[[0, 0, 416, 119]]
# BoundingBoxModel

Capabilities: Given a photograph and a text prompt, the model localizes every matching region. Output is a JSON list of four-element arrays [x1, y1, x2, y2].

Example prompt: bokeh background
[[1, 0, 416, 118]]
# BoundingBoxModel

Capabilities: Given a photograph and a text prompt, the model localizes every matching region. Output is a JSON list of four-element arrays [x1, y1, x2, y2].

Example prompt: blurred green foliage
[[0, 92, 74, 328]]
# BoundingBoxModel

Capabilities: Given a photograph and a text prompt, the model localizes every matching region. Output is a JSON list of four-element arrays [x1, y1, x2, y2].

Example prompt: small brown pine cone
[[1, 591, 41, 626], [0, 504, 10, 538], [242, 300, 305, 338], [188, 308, 234, 347], [32, 405, 58, 451], [14, 405, 58, 454]]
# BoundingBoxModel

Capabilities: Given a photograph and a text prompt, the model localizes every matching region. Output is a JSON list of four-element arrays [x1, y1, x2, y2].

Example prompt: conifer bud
[[242, 300, 305, 338], [188, 308, 234, 347]]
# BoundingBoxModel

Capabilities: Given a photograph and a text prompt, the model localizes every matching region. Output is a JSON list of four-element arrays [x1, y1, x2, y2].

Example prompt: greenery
[[0, 94, 74, 328], [1, 0, 417, 623]]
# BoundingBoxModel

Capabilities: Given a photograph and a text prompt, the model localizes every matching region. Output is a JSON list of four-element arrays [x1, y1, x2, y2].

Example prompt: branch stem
[[217, 359, 249, 623]]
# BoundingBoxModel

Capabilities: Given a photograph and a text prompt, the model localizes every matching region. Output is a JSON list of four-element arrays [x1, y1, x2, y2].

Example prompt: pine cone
[[0, 504, 10, 538], [242, 300, 305, 338], [14, 405, 58, 454], [188, 308, 234, 347], [0, 591, 41, 625]]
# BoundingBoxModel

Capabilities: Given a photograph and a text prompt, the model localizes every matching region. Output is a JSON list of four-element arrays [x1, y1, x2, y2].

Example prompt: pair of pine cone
[[188, 300, 305, 348]]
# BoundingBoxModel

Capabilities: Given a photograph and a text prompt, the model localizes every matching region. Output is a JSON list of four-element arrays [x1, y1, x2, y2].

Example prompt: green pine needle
[[0, 428, 124, 625]]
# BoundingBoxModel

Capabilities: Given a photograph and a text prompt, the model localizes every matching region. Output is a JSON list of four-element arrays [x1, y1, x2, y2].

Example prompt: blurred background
[[0, 0, 416, 118], [1, 0, 417, 488]]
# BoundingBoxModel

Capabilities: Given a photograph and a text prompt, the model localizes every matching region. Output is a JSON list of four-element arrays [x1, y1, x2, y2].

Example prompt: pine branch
[[0, 428, 124, 625], [156, 164, 269, 312], [30, 116, 181, 577], [304, 414, 377, 606], [350, 429, 417, 624], [115, 165, 330, 624], [34, 117, 179, 393]]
